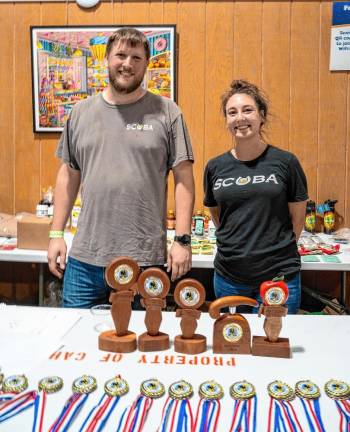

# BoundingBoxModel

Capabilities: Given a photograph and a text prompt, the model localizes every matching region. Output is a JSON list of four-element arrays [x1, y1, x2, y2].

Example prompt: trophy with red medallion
[[252, 278, 291, 358]]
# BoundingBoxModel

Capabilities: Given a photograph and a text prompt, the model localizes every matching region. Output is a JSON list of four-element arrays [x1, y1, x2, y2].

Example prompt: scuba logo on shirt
[[126, 123, 154, 131], [213, 174, 278, 190]]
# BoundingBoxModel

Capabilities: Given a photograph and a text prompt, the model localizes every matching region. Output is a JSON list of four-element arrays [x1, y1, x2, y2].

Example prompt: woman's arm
[[288, 201, 307, 241]]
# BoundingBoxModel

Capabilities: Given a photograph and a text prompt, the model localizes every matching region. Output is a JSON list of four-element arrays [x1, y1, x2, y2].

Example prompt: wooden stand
[[173, 279, 207, 354], [138, 268, 170, 352], [252, 305, 291, 358], [99, 257, 140, 353], [209, 296, 258, 355]]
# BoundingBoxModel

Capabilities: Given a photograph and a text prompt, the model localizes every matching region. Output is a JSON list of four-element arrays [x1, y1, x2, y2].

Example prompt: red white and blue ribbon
[[193, 398, 221, 432], [78, 393, 121, 432], [0, 392, 17, 404], [267, 398, 304, 432], [229, 396, 257, 432], [334, 399, 350, 432], [49, 393, 89, 432], [158, 396, 194, 432], [298, 398, 326, 432], [116, 394, 153, 432], [32, 391, 47, 432], [0, 390, 37, 423]]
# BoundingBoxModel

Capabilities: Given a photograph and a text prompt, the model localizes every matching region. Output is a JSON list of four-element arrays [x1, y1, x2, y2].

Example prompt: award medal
[[159, 380, 194, 431], [295, 380, 326, 432], [325, 380, 350, 432], [229, 381, 257, 432], [180, 287, 200, 308], [115, 264, 134, 285], [267, 381, 303, 432], [32, 376, 64, 432], [79, 376, 128, 432], [264, 287, 287, 306], [144, 277, 164, 296], [117, 378, 165, 432], [193, 381, 223, 432], [0, 375, 36, 424], [49, 375, 96, 432]]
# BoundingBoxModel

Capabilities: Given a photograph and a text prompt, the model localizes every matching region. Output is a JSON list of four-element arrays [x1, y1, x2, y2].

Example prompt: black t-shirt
[[203, 145, 308, 285]]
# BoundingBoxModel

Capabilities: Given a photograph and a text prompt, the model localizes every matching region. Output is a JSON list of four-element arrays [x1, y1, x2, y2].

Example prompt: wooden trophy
[[98, 256, 140, 353], [209, 296, 258, 354], [173, 279, 207, 354], [252, 279, 291, 358], [137, 268, 170, 351]]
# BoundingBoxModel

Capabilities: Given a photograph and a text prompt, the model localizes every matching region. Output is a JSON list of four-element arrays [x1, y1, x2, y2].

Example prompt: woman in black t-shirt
[[203, 80, 308, 313]]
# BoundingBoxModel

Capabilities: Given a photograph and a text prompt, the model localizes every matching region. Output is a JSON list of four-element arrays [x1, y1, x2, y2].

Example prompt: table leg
[[340, 271, 347, 307], [39, 263, 44, 306]]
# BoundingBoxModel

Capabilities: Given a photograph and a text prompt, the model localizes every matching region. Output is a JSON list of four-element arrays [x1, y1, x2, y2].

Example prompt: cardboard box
[[17, 215, 52, 250]]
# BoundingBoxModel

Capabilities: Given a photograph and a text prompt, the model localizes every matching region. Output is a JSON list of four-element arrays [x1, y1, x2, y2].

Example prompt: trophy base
[[138, 332, 170, 352], [98, 330, 137, 353], [174, 334, 207, 354], [251, 336, 291, 358]]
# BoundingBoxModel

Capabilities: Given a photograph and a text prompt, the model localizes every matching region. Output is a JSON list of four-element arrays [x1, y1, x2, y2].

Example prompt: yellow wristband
[[49, 230, 64, 239]]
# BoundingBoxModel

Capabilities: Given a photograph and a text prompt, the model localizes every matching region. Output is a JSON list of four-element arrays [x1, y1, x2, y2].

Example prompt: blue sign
[[333, 1, 350, 26]]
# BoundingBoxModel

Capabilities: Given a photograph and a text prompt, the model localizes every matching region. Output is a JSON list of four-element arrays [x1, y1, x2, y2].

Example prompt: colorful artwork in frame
[[30, 25, 176, 132]]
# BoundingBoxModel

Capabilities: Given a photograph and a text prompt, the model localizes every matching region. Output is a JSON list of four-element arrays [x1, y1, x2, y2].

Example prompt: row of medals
[[1, 373, 349, 401]]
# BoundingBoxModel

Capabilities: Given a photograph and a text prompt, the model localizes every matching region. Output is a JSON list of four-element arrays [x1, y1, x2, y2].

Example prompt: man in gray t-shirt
[[47, 28, 195, 308]]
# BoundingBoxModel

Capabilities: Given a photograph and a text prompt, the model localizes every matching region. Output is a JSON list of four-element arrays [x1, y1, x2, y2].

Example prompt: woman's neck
[[231, 138, 267, 161]]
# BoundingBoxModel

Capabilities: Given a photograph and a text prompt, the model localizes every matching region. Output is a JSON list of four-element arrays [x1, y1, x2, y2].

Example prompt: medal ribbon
[[0, 392, 17, 404], [116, 394, 153, 432], [158, 396, 194, 432], [229, 395, 257, 432], [267, 398, 304, 432], [32, 391, 47, 432], [298, 398, 326, 432], [334, 399, 350, 432], [193, 398, 221, 432], [0, 390, 37, 423], [49, 392, 89, 432], [78, 393, 121, 432]]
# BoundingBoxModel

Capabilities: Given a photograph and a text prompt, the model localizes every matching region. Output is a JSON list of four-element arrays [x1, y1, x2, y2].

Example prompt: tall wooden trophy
[[209, 296, 258, 354], [137, 268, 170, 351], [99, 256, 140, 353], [174, 279, 207, 354], [252, 278, 291, 358]]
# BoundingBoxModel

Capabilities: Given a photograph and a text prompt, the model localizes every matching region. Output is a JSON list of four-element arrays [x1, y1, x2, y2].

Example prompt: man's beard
[[108, 70, 145, 94]]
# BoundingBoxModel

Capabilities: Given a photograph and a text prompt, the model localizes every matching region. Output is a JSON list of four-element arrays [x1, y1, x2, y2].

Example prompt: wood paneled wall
[[0, 0, 349, 226]]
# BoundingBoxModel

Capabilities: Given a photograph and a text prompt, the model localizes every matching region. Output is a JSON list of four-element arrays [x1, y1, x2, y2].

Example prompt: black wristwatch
[[174, 234, 191, 246]]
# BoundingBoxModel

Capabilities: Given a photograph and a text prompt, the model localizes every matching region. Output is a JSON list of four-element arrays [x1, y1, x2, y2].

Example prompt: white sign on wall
[[330, 1, 350, 70]]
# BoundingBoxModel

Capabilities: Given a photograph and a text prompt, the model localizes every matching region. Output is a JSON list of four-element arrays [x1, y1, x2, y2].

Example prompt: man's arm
[[47, 163, 81, 278], [288, 200, 307, 241], [167, 161, 195, 281]]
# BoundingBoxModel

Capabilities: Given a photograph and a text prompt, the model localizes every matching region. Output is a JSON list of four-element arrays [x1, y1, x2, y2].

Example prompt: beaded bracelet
[[49, 230, 64, 239]]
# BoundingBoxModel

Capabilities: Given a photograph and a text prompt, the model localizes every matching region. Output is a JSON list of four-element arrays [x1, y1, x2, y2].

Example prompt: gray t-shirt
[[57, 91, 194, 267]]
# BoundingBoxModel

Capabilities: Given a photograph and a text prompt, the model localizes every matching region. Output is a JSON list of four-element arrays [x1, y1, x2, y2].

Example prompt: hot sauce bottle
[[304, 200, 316, 233], [323, 199, 337, 234]]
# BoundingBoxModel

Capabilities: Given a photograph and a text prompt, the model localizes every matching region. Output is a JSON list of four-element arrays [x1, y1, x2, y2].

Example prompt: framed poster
[[30, 25, 176, 132]]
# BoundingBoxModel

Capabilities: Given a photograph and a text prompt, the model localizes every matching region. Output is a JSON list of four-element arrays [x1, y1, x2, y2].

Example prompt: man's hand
[[47, 238, 67, 278], [167, 241, 192, 281]]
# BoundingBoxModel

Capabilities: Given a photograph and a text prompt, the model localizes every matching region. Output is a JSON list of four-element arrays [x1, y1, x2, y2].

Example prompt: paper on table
[[0, 305, 82, 374]]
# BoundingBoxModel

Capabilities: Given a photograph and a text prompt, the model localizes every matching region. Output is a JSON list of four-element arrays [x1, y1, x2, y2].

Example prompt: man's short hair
[[106, 27, 150, 60]]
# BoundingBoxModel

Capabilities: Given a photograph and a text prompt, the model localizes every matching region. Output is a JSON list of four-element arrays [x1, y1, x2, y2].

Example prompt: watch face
[[175, 235, 191, 245]]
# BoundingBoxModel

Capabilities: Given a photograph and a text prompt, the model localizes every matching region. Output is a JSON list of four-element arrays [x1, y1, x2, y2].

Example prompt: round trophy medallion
[[72, 375, 97, 394], [223, 323, 243, 342], [169, 380, 193, 400], [230, 381, 256, 400], [325, 379, 350, 400], [38, 376, 63, 393], [2, 374, 29, 393], [140, 378, 165, 399], [268, 380, 294, 400], [199, 380, 224, 400], [104, 376, 129, 397], [295, 380, 320, 399], [174, 279, 205, 309]]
